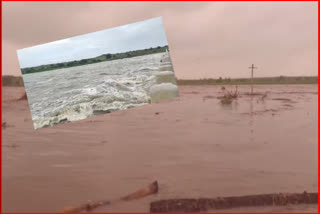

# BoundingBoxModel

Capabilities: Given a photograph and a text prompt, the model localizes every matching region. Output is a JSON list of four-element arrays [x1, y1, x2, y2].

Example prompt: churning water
[[23, 52, 170, 129]]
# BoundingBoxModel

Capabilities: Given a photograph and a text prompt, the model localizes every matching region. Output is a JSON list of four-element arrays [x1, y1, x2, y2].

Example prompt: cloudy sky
[[17, 17, 168, 68], [3, 1, 318, 79]]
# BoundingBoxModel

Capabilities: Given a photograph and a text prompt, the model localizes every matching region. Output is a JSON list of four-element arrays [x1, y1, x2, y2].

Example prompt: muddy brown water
[[2, 85, 318, 213]]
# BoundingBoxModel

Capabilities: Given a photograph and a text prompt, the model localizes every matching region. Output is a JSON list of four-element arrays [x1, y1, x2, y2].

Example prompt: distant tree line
[[2, 75, 318, 87], [21, 45, 169, 74], [177, 76, 318, 85]]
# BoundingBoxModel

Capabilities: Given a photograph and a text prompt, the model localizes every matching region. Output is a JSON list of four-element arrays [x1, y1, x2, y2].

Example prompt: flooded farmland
[[2, 84, 318, 213]]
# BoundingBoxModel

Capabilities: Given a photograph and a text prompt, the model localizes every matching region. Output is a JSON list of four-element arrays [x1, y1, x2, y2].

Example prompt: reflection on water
[[249, 95, 254, 143]]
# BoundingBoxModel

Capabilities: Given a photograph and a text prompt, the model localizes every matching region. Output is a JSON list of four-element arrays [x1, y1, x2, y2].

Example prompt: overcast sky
[[3, 1, 318, 79], [17, 17, 168, 68]]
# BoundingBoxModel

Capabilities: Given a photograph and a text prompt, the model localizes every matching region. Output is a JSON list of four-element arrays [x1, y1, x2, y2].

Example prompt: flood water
[[2, 84, 318, 213], [22, 53, 168, 129]]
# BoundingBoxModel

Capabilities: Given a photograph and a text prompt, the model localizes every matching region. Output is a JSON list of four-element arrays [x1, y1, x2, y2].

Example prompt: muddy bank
[[150, 192, 318, 213], [2, 85, 318, 213]]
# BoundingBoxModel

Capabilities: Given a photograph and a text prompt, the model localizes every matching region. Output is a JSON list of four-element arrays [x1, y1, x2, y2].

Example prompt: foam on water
[[155, 71, 177, 84], [23, 52, 177, 129], [149, 83, 179, 103]]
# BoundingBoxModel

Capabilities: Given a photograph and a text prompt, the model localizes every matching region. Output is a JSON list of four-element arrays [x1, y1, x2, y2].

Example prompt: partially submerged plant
[[225, 90, 239, 99], [219, 85, 239, 105], [220, 96, 233, 105]]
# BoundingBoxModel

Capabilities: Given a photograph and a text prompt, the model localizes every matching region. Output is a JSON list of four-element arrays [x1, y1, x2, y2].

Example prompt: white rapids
[[22, 52, 178, 129]]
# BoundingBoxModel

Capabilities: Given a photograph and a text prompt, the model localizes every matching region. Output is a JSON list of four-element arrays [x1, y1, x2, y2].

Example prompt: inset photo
[[17, 17, 179, 130]]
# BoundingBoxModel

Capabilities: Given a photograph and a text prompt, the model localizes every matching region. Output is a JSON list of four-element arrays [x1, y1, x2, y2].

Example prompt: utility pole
[[248, 64, 257, 95]]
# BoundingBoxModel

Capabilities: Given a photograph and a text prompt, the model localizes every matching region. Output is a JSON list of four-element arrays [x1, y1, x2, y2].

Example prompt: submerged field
[[2, 84, 318, 213]]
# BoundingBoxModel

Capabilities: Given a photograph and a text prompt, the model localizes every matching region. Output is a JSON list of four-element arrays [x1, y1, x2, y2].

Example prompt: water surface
[[23, 53, 167, 129], [2, 84, 318, 212]]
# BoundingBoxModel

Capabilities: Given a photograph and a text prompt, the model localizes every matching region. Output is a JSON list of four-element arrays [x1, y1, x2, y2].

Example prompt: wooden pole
[[249, 64, 257, 95], [251, 64, 253, 94]]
